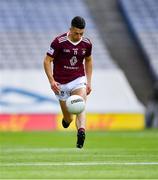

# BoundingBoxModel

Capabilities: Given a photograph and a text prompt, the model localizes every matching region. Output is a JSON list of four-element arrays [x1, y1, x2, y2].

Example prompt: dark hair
[[71, 16, 86, 29]]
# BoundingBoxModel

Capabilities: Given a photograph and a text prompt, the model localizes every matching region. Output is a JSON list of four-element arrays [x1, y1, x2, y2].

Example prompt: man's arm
[[85, 55, 93, 95], [43, 55, 60, 94]]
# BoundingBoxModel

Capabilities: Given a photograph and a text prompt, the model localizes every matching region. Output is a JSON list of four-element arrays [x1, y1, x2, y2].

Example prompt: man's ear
[[69, 27, 73, 31]]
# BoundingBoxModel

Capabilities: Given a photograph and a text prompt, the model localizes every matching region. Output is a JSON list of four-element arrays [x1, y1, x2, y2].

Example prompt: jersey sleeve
[[85, 41, 92, 57], [47, 38, 60, 58]]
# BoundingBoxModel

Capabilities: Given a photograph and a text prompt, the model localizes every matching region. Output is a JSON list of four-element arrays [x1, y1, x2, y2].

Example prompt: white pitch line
[[1, 162, 158, 167], [2, 148, 158, 153], [1, 148, 83, 153]]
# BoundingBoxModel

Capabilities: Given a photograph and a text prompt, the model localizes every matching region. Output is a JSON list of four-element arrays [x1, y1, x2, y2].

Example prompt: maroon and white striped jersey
[[47, 32, 92, 84]]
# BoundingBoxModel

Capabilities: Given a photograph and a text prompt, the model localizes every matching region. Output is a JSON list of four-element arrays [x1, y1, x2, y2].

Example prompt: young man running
[[44, 16, 93, 148]]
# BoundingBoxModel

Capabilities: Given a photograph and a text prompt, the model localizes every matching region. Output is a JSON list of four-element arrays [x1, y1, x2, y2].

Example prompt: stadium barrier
[[0, 70, 145, 131], [0, 113, 144, 131]]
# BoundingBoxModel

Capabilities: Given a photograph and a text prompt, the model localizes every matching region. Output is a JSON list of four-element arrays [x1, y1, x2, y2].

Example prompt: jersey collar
[[67, 32, 82, 46]]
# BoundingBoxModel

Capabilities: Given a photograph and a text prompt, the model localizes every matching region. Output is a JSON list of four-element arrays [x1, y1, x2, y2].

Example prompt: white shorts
[[56, 76, 87, 101]]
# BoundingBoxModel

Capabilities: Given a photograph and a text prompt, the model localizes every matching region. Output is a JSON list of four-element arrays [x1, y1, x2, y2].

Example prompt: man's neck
[[67, 32, 81, 43]]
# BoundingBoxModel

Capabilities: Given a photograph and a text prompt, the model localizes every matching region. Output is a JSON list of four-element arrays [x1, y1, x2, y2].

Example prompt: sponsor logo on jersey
[[64, 66, 79, 70], [63, 49, 70, 53]]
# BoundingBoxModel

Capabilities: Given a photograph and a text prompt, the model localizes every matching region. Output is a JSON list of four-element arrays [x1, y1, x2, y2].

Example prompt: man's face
[[70, 27, 85, 42]]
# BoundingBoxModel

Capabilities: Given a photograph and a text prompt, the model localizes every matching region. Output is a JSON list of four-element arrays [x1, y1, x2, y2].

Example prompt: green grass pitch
[[0, 130, 158, 179]]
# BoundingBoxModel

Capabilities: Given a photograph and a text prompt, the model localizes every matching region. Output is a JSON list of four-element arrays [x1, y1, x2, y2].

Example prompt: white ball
[[66, 95, 85, 114]]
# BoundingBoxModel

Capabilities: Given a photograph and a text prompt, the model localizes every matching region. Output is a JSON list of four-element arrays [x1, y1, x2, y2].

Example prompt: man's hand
[[86, 83, 92, 95], [43, 55, 60, 94], [50, 80, 60, 94]]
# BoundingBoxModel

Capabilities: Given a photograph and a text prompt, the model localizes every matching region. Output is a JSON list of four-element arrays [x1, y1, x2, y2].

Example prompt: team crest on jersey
[[82, 48, 86, 55], [70, 56, 78, 66]]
